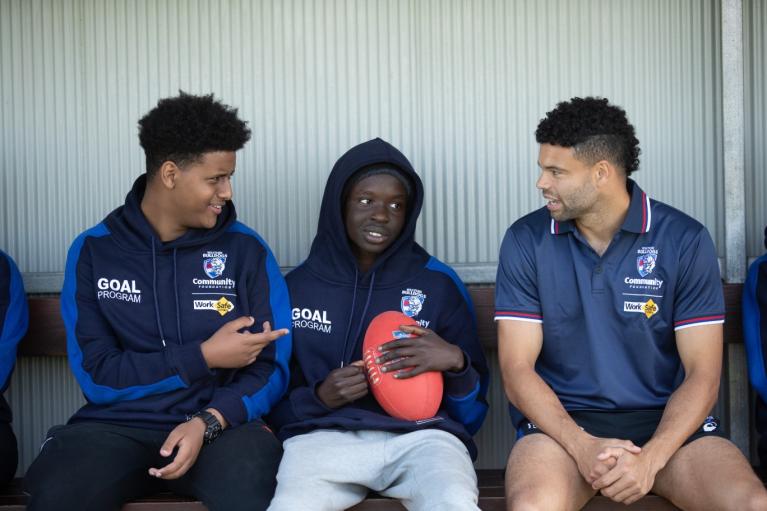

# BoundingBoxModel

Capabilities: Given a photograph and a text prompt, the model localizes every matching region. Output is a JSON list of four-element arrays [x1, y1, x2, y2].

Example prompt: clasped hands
[[577, 436, 660, 505]]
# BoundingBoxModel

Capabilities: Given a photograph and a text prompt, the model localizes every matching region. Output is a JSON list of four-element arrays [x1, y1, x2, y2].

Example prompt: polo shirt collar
[[549, 179, 652, 235]]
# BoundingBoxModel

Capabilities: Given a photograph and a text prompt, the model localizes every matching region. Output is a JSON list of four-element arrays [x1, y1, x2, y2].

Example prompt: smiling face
[[344, 172, 409, 273], [168, 150, 236, 232], [536, 143, 599, 222]]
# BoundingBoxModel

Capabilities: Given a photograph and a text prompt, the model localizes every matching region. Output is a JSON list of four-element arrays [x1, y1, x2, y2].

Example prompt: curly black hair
[[535, 97, 640, 176], [138, 91, 251, 177]]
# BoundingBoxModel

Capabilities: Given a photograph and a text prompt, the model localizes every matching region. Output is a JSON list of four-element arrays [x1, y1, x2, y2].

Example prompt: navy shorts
[[517, 409, 726, 446]]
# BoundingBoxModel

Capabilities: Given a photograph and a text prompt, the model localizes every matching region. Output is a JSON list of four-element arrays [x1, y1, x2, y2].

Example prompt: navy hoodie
[[62, 175, 291, 430], [0, 250, 28, 424], [268, 138, 489, 459]]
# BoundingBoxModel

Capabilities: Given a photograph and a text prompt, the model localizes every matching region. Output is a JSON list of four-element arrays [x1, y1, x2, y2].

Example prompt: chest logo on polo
[[194, 296, 235, 316], [625, 247, 663, 291], [401, 288, 426, 318], [636, 246, 658, 277], [292, 308, 332, 333], [193, 251, 235, 290], [624, 298, 659, 318], [96, 278, 142, 303]]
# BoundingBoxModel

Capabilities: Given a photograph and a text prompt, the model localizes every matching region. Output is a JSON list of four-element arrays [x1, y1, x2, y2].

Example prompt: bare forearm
[[504, 364, 588, 456], [642, 371, 719, 470]]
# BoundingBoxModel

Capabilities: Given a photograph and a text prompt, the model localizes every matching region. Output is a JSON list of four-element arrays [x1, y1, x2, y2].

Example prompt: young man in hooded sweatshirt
[[267, 138, 489, 511], [0, 250, 28, 486], [24, 92, 291, 511]]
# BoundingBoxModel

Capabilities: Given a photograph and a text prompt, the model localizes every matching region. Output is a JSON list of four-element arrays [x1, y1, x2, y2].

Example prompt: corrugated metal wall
[[746, 0, 767, 257], [0, 0, 755, 473], [1, 0, 728, 279]]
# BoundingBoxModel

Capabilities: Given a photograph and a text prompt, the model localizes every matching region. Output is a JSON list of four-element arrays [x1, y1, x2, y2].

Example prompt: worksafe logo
[[636, 246, 658, 277], [624, 299, 659, 318], [194, 296, 234, 316], [203, 251, 227, 279]]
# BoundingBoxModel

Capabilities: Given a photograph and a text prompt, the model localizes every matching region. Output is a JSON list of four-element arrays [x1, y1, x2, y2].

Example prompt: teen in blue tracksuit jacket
[[26, 92, 289, 511], [269, 138, 489, 458], [1, 250, 28, 484], [61, 175, 291, 430]]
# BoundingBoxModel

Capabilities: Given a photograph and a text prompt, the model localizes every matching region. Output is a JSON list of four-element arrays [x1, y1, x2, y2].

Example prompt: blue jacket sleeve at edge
[[0, 252, 29, 391], [744, 255, 767, 402]]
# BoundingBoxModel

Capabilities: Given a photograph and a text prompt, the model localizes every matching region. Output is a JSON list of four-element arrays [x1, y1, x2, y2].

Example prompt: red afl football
[[362, 311, 443, 421]]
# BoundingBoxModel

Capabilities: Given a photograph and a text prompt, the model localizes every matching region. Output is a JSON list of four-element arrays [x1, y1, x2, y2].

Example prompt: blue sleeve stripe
[[744, 255, 767, 401], [0, 252, 28, 390], [425, 257, 476, 324], [446, 381, 487, 435], [63, 224, 185, 405], [446, 381, 480, 403], [229, 222, 292, 420]]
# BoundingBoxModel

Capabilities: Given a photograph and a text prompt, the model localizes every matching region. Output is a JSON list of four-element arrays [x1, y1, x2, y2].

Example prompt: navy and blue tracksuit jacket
[[268, 138, 489, 459], [0, 251, 28, 424], [62, 175, 291, 430]]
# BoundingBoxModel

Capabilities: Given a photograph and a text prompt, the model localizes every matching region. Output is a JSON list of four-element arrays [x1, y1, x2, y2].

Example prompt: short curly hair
[[535, 97, 640, 176], [138, 91, 251, 177]]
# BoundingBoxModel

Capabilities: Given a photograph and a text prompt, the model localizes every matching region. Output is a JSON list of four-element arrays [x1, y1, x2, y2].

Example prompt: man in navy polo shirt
[[496, 97, 767, 510]]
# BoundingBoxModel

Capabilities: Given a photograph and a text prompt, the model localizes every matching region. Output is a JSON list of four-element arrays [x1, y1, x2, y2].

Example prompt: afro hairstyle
[[535, 97, 641, 176], [138, 91, 251, 178]]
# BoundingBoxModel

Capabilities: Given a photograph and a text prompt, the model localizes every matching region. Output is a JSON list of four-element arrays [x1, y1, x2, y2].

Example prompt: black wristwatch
[[190, 410, 223, 444]]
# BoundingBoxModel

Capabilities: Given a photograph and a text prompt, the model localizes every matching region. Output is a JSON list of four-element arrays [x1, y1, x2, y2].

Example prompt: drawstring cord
[[340, 268, 359, 367], [151, 237, 167, 348], [340, 270, 377, 366], [172, 248, 183, 344]]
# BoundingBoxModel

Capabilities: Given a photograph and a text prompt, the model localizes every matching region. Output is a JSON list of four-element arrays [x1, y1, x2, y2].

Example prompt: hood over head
[[305, 138, 428, 285]]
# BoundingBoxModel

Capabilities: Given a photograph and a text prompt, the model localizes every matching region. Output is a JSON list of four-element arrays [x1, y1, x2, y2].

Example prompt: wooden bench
[[1, 283, 747, 510], [0, 469, 679, 510]]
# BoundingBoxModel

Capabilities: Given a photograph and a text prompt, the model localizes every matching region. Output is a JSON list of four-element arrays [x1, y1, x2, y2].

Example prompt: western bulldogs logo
[[636, 246, 658, 277], [203, 251, 227, 279], [401, 294, 426, 318], [637, 254, 656, 277]]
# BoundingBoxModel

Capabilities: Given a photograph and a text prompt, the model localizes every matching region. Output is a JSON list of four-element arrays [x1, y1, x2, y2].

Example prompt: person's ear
[[159, 161, 179, 190]]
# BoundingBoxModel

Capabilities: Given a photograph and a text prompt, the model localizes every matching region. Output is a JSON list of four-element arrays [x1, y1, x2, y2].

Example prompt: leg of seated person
[[652, 436, 767, 511], [267, 429, 375, 511], [23, 422, 164, 511], [167, 421, 282, 511], [505, 434, 596, 511], [378, 429, 479, 511], [0, 423, 18, 485]]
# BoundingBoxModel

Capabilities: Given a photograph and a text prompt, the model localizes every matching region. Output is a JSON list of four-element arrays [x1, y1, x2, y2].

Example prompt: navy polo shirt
[[495, 180, 724, 429]]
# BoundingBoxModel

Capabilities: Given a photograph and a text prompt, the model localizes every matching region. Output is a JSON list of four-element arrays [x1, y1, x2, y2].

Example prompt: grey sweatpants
[[267, 429, 480, 511]]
